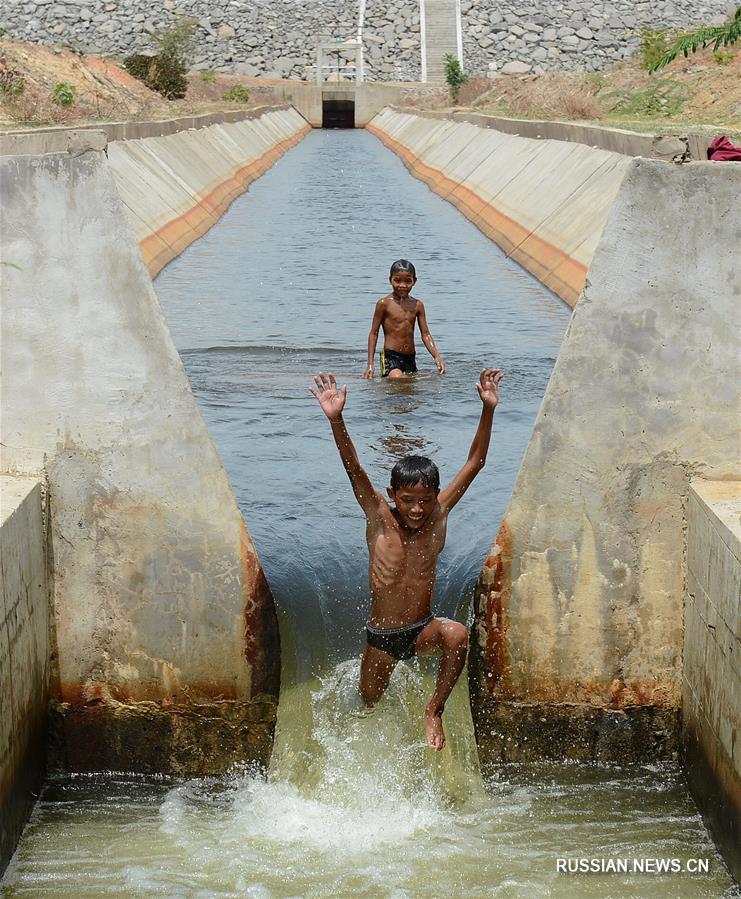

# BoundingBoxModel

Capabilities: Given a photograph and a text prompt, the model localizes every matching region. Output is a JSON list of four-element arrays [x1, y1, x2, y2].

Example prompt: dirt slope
[[1, 35, 738, 135], [0, 38, 285, 128], [466, 46, 741, 136]]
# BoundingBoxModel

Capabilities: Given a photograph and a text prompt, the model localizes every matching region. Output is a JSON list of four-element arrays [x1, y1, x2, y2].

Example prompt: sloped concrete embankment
[[0, 108, 309, 787], [106, 106, 310, 276], [469, 158, 740, 764], [367, 107, 631, 307], [0, 479, 50, 872]]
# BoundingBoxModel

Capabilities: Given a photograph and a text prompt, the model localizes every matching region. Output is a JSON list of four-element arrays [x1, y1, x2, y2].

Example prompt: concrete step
[[422, 0, 459, 82]]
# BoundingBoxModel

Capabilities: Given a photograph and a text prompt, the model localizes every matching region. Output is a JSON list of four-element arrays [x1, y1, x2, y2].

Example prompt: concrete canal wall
[[106, 106, 310, 276], [0, 106, 312, 785], [368, 112, 740, 855], [683, 481, 741, 882], [367, 107, 631, 306], [0, 479, 50, 873], [467, 157, 739, 763]]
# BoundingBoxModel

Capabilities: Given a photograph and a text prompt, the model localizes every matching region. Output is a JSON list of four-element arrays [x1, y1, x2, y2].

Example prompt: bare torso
[[378, 294, 420, 354], [366, 500, 447, 627]]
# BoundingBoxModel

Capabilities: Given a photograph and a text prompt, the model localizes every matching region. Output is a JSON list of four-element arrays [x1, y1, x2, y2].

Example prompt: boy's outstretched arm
[[438, 368, 504, 512], [310, 372, 380, 515], [363, 300, 385, 379], [417, 302, 445, 374]]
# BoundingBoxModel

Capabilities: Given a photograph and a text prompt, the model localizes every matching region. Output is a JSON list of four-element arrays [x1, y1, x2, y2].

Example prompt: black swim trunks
[[366, 615, 434, 661], [380, 348, 417, 377]]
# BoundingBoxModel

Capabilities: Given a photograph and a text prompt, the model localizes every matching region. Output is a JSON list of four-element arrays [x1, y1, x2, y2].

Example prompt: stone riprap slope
[[4, 0, 423, 82], [461, 0, 730, 75], [2, 0, 729, 80]]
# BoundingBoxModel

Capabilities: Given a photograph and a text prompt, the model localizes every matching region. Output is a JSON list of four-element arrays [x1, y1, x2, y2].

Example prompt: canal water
[[3, 130, 736, 896]]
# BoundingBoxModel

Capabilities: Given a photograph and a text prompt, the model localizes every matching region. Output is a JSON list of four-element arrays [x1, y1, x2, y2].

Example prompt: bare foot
[[424, 706, 446, 751]]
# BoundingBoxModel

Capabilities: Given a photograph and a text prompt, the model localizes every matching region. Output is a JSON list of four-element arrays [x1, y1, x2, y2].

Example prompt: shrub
[[638, 27, 671, 71], [124, 52, 187, 99], [650, 5, 740, 71], [443, 52, 467, 103], [222, 84, 250, 102], [0, 63, 25, 96], [51, 81, 75, 106]]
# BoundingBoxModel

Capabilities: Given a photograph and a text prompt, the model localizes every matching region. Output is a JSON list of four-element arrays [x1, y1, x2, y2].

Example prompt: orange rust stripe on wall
[[367, 123, 585, 308], [140, 124, 310, 277]]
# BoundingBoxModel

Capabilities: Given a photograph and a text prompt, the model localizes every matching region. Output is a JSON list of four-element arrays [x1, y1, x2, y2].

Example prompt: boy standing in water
[[363, 260, 446, 379], [310, 368, 504, 750]]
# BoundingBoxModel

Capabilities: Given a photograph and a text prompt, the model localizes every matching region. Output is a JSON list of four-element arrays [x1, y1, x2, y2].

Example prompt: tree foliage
[[124, 53, 187, 99], [124, 15, 196, 99], [650, 5, 740, 72], [444, 53, 467, 103], [51, 81, 75, 106], [638, 27, 671, 71]]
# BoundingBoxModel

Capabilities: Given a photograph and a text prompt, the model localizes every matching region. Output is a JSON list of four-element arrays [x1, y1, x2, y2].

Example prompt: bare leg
[[415, 619, 469, 750], [359, 644, 397, 706], [388, 368, 405, 379]]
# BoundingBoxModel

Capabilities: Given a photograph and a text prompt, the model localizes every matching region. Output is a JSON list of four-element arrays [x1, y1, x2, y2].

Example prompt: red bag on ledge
[[707, 136, 741, 161]]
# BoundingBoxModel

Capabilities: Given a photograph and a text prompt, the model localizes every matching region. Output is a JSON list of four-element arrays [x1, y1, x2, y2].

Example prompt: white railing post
[[455, 0, 463, 67], [357, 0, 367, 83]]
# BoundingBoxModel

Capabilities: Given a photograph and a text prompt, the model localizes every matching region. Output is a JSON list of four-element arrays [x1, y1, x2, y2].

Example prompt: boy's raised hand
[[310, 372, 347, 420], [476, 368, 504, 409]]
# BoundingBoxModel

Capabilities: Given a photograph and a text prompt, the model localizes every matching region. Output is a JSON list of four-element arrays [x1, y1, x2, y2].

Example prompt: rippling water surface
[[4, 130, 735, 896]]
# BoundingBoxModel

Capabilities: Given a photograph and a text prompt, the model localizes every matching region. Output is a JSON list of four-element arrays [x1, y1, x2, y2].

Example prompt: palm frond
[[650, 5, 741, 72]]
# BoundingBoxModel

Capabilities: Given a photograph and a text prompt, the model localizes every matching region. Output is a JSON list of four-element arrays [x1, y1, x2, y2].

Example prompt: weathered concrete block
[[0, 478, 50, 874], [470, 158, 740, 762], [682, 480, 741, 882], [0, 132, 293, 775]]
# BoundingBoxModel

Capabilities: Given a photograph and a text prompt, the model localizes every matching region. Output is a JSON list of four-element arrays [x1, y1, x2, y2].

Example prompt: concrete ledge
[[0, 477, 50, 874], [0, 105, 294, 155], [390, 106, 711, 160], [0, 128, 107, 157]]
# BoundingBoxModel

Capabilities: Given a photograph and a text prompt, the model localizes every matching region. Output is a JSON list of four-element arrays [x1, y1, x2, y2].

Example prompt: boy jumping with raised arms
[[363, 260, 445, 379], [310, 367, 504, 750]]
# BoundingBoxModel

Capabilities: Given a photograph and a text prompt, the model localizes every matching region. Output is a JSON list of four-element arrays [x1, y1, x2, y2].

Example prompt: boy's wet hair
[[389, 259, 416, 279], [390, 455, 440, 491]]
